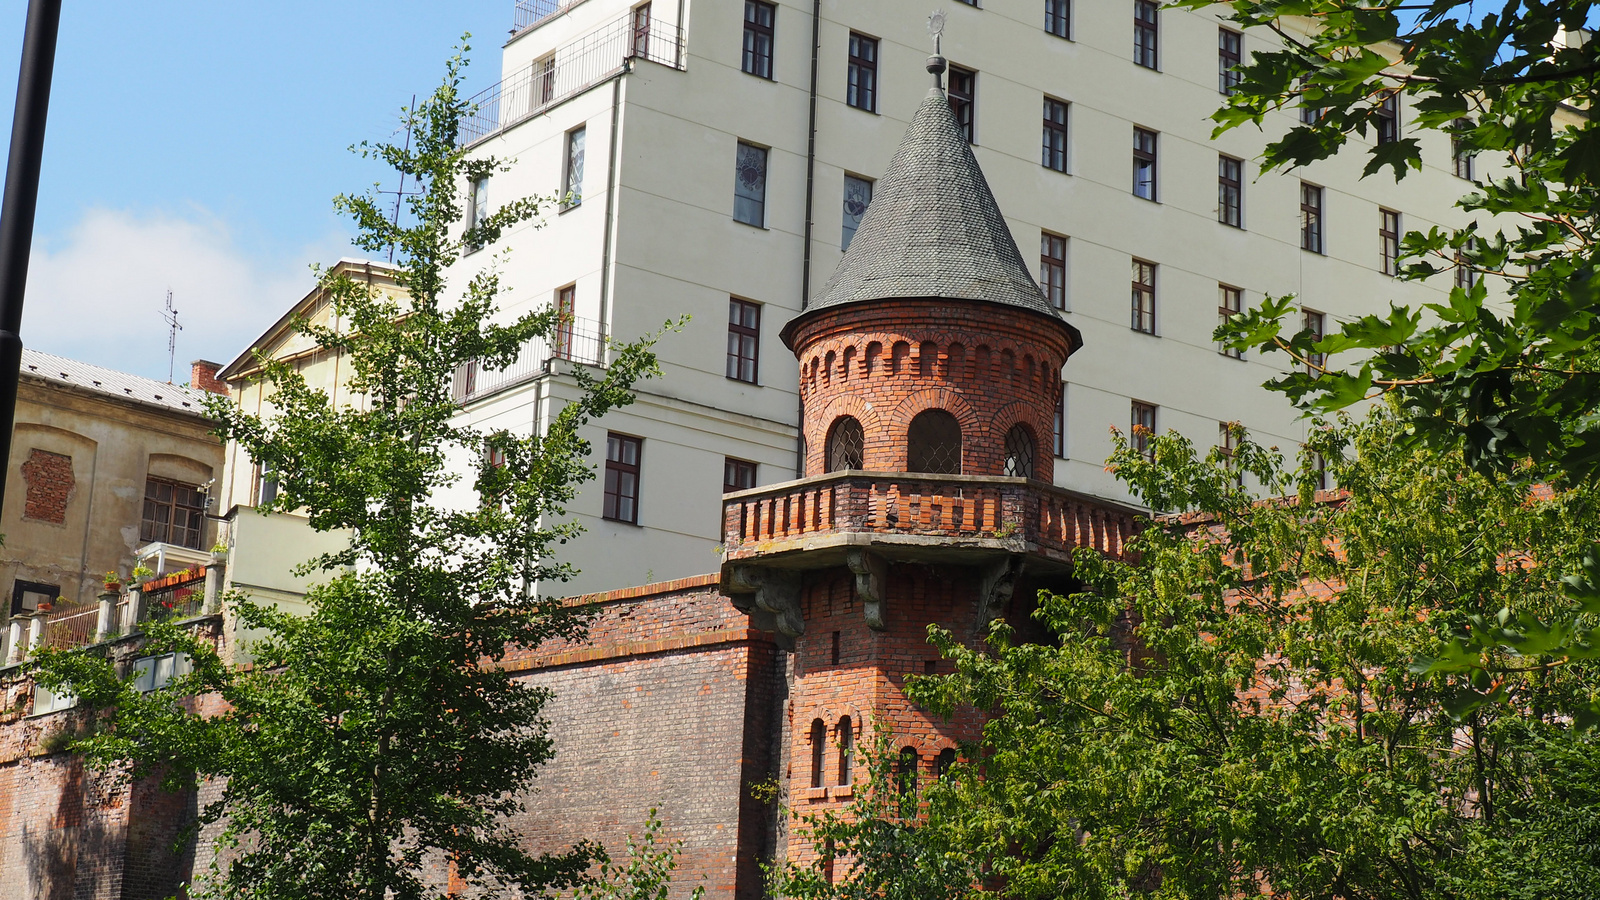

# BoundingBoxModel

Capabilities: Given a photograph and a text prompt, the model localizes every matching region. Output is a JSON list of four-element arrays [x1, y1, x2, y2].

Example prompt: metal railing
[[463, 12, 685, 145], [513, 0, 588, 34], [40, 603, 99, 651], [140, 569, 207, 624], [452, 316, 606, 404]]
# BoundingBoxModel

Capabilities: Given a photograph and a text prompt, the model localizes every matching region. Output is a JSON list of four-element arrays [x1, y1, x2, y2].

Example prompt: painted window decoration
[[842, 175, 873, 250], [734, 142, 768, 227], [562, 126, 585, 210]]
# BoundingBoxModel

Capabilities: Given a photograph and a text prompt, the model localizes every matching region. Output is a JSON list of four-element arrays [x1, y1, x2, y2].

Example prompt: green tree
[[768, 723, 975, 900], [33, 48, 668, 900], [575, 808, 707, 900], [1185, 0, 1600, 690], [909, 413, 1600, 899]]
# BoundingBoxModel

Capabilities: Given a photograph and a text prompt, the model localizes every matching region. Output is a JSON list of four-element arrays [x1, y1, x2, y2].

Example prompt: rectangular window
[[1131, 259, 1156, 334], [255, 461, 279, 507], [465, 176, 489, 251], [842, 175, 872, 250], [734, 141, 768, 227], [603, 434, 642, 524], [1041, 232, 1068, 310], [1053, 381, 1067, 458], [1379, 208, 1401, 276], [1456, 242, 1478, 290], [1133, 0, 1159, 69], [32, 681, 75, 714], [1219, 422, 1241, 484], [1303, 309, 1326, 373], [141, 477, 205, 549], [131, 652, 191, 693], [727, 298, 761, 383], [1133, 127, 1157, 200], [742, 0, 775, 79], [632, 3, 653, 59], [554, 284, 576, 359], [11, 580, 58, 617], [948, 66, 976, 143], [1219, 28, 1242, 93], [1313, 450, 1329, 491], [562, 126, 585, 210], [724, 457, 757, 494], [1300, 182, 1323, 254], [1219, 284, 1243, 359], [537, 54, 556, 105], [1375, 92, 1399, 145], [1452, 119, 1475, 180], [1218, 155, 1242, 227], [1042, 98, 1069, 172], [1045, 0, 1070, 38], [1131, 401, 1157, 460], [847, 33, 878, 112]]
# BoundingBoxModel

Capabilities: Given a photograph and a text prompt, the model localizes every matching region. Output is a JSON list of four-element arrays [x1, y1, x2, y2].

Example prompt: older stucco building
[[0, 352, 226, 664]]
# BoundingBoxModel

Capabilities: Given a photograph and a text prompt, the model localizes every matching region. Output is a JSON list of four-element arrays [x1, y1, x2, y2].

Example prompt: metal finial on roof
[[927, 11, 947, 91]]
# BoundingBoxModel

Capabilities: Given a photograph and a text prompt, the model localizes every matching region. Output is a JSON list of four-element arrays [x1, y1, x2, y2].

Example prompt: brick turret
[[721, 75, 1136, 862]]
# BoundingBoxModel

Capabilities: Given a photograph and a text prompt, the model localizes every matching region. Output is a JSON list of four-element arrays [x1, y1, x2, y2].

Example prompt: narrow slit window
[[1219, 285, 1243, 359], [948, 66, 977, 143], [727, 298, 760, 383], [1218, 28, 1242, 94], [1218, 155, 1242, 227], [1303, 309, 1326, 374], [1375, 92, 1399, 145], [1133, 0, 1159, 69], [561, 126, 585, 210], [1042, 98, 1069, 172], [1131, 259, 1156, 334], [836, 717, 855, 786], [1300, 183, 1324, 254], [1131, 401, 1157, 460], [1133, 128, 1157, 200], [1380, 209, 1401, 276], [847, 33, 878, 112], [1041, 232, 1067, 310]]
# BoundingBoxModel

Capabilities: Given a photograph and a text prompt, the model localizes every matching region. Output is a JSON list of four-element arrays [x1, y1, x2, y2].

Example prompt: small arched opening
[[1003, 423, 1037, 478], [907, 409, 961, 475], [810, 718, 827, 788], [825, 417, 865, 471], [836, 716, 855, 786]]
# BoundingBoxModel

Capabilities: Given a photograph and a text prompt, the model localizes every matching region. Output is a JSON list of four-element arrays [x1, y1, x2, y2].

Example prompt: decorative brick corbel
[[975, 555, 1024, 635], [727, 565, 804, 649], [846, 548, 888, 631]]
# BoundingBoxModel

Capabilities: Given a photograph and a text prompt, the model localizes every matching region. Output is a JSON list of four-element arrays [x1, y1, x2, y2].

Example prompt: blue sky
[[0, 1, 513, 381]]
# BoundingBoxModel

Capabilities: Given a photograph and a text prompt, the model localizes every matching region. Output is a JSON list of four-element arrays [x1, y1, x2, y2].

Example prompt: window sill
[[802, 787, 829, 802], [846, 104, 879, 116], [558, 202, 582, 215], [1133, 195, 1159, 203], [831, 785, 854, 800], [732, 218, 769, 231], [1131, 329, 1159, 338], [726, 375, 760, 386], [601, 516, 642, 527]]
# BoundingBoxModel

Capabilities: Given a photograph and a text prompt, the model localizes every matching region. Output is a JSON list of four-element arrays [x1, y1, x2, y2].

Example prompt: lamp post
[[0, 0, 62, 518]]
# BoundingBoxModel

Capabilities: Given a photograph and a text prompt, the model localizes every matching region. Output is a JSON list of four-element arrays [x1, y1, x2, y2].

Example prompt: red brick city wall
[[20, 447, 74, 525], [788, 298, 1075, 481]]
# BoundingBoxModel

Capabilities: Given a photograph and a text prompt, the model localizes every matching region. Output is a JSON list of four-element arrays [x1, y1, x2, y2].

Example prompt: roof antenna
[[160, 289, 182, 384], [927, 10, 947, 93]]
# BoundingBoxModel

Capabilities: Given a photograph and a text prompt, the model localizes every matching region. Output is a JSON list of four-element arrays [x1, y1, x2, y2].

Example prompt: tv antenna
[[377, 94, 422, 263], [160, 289, 182, 384]]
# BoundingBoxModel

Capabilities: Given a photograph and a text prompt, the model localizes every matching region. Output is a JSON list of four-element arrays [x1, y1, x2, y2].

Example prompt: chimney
[[190, 359, 228, 396]]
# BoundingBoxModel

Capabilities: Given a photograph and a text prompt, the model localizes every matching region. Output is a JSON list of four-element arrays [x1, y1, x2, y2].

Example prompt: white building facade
[[452, 0, 1493, 596]]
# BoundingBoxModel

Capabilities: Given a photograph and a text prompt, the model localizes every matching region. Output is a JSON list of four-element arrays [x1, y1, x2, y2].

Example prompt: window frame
[[1053, 380, 1067, 458], [1133, 127, 1158, 201], [1131, 401, 1157, 460], [1452, 119, 1476, 180], [1303, 308, 1326, 374], [841, 174, 873, 250], [733, 141, 769, 228], [603, 433, 643, 525], [1219, 27, 1242, 94], [554, 284, 576, 360], [1042, 97, 1069, 173], [847, 32, 879, 112], [726, 297, 761, 384], [723, 457, 757, 494], [1040, 231, 1068, 311], [1218, 154, 1243, 228], [1044, 0, 1070, 38], [1300, 182, 1324, 254], [742, 0, 776, 79], [561, 125, 586, 211], [1133, 0, 1159, 69], [1379, 208, 1401, 276], [1375, 92, 1399, 145], [1131, 258, 1156, 335], [947, 65, 977, 143], [141, 476, 206, 549], [465, 175, 489, 253], [1219, 284, 1243, 360]]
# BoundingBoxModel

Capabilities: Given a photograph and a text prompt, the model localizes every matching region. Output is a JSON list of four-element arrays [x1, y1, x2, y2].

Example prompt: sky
[[0, 1, 513, 382]]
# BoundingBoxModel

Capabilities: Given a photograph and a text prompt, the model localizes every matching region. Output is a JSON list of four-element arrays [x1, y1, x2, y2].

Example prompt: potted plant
[[101, 571, 122, 593], [130, 564, 155, 587]]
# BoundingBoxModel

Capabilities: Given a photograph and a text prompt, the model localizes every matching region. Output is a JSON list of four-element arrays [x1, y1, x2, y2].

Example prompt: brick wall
[[20, 448, 74, 525], [788, 298, 1075, 481], [188, 360, 228, 397]]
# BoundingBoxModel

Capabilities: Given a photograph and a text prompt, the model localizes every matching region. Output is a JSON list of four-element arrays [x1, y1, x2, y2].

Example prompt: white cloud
[[20, 207, 353, 383]]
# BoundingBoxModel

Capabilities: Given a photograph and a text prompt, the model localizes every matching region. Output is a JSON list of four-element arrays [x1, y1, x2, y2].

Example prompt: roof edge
[[779, 296, 1084, 358]]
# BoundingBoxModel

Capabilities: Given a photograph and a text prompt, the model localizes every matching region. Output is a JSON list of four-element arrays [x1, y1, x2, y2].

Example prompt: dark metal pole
[[0, 0, 62, 518]]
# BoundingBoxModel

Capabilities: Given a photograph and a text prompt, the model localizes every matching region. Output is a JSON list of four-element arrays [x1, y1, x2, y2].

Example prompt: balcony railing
[[723, 472, 1140, 563], [463, 12, 685, 146], [513, 0, 587, 34], [40, 602, 99, 651], [452, 315, 605, 404]]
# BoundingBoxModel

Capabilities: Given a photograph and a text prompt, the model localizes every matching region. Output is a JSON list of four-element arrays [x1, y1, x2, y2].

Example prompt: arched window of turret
[[896, 746, 920, 796], [836, 716, 855, 785], [1003, 423, 1037, 478], [936, 747, 957, 779], [907, 409, 961, 475], [826, 417, 865, 471], [810, 718, 827, 787]]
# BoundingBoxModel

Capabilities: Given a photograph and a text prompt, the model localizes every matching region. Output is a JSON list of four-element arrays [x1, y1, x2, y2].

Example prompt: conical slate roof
[[784, 87, 1077, 349]]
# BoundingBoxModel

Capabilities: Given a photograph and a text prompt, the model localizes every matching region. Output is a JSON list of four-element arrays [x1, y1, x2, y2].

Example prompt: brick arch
[[984, 399, 1054, 480], [805, 393, 885, 476], [885, 387, 979, 472]]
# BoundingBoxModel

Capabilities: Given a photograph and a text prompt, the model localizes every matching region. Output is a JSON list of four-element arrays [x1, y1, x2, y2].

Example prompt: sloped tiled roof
[[785, 87, 1076, 347], [20, 349, 213, 417]]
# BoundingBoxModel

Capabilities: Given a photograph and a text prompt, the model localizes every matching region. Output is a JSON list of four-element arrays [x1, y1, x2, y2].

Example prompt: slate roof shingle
[[20, 349, 213, 417]]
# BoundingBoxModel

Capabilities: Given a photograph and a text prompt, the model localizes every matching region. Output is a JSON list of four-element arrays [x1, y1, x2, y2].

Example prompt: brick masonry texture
[[20, 448, 74, 525], [788, 298, 1076, 480]]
